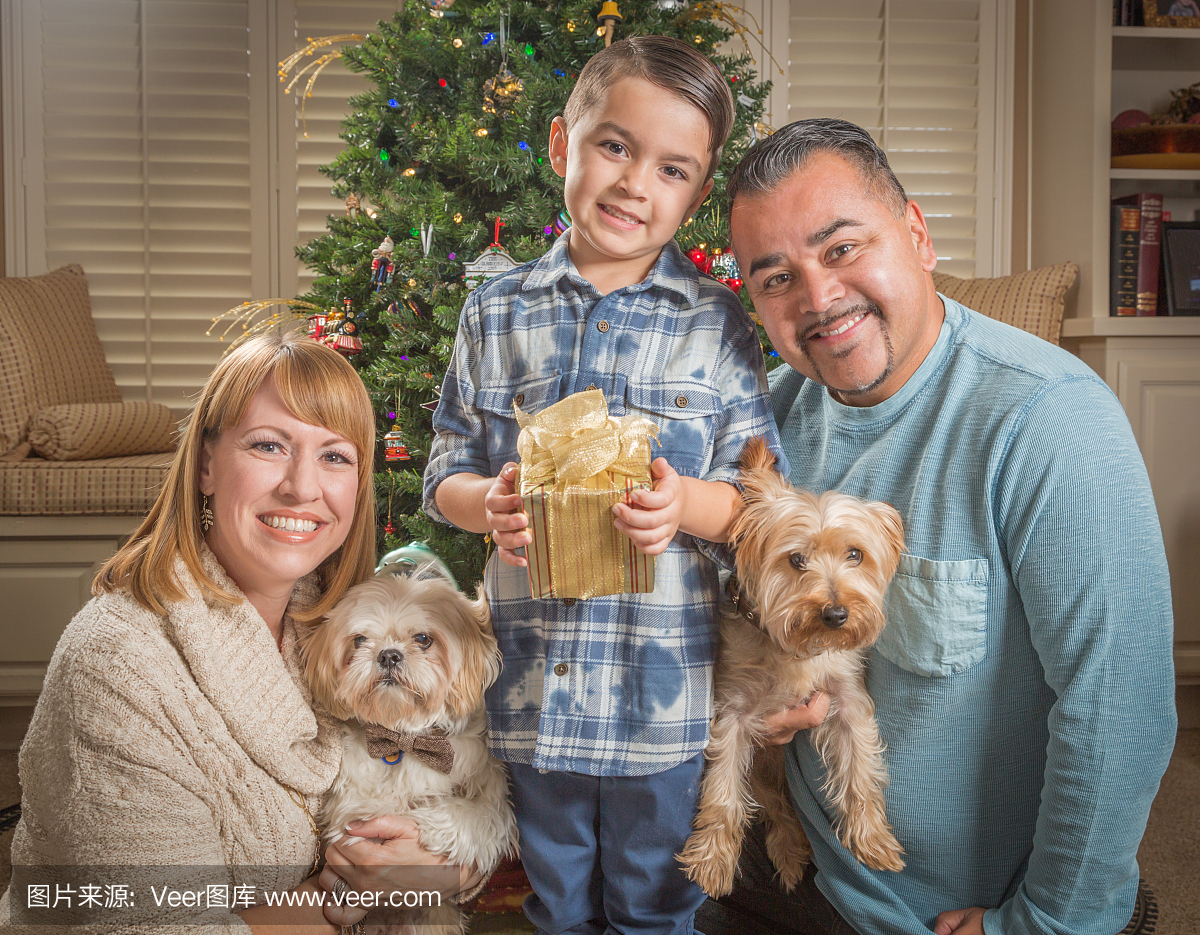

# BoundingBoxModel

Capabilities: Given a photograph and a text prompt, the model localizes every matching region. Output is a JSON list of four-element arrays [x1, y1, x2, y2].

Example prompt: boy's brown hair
[[562, 35, 734, 180]]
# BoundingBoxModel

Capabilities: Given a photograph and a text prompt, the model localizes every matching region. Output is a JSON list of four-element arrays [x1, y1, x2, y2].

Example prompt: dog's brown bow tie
[[364, 726, 455, 774]]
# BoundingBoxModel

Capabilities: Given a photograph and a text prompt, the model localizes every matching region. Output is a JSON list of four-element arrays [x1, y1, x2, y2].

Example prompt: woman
[[0, 330, 474, 931]]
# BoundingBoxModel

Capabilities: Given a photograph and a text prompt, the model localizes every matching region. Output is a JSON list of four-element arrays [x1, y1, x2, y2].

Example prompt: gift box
[[515, 388, 658, 599]]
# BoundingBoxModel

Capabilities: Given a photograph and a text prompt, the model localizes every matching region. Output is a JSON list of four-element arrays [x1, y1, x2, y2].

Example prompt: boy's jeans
[[508, 752, 706, 935]]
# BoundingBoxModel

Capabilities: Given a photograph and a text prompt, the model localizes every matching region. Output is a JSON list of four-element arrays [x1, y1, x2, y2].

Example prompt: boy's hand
[[484, 463, 531, 567], [612, 457, 684, 555]]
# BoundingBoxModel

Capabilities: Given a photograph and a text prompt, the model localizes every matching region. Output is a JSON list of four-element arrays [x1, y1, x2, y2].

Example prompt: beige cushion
[[0, 265, 121, 457], [27, 401, 176, 461], [932, 262, 1079, 346], [0, 452, 173, 515]]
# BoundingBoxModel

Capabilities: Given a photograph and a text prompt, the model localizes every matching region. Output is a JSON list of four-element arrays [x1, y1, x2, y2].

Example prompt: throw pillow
[[27, 402, 176, 461], [932, 262, 1079, 346], [0, 265, 121, 457]]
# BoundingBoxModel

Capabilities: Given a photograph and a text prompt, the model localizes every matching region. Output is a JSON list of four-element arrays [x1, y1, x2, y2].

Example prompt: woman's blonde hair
[[95, 329, 377, 622]]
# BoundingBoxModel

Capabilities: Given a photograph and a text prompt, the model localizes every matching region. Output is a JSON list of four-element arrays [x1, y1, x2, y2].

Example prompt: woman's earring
[[200, 494, 214, 534]]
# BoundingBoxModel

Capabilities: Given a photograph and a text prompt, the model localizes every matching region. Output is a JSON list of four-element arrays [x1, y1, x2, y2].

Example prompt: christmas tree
[[286, 0, 777, 587]]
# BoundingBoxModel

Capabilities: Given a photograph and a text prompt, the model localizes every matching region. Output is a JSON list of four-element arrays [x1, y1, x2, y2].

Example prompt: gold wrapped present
[[515, 388, 658, 599]]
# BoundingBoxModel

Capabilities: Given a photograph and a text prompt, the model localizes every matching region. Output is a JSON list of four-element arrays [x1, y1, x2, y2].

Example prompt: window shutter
[[788, 0, 1000, 278], [290, 1, 400, 294], [38, 0, 254, 410]]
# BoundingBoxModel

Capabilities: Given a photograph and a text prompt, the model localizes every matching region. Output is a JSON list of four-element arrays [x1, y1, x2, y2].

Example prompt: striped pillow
[[27, 402, 177, 461], [932, 262, 1079, 346], [0, 265, 121, 457]]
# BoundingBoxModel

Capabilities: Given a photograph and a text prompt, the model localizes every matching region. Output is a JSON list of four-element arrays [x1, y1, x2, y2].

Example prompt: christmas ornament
[[345, 193, 360, 218], [656, 0, 687, 9], [482, 68, 524, 115], [384, 424, 412, 461], [306, 308, 328, 339], [385, 520, 396, 535], [325, 298, 363, 356], [552, 209, 572, 236], [420, 222, 434, 257], [686, 246, 712, 274], [597, 1, 622, 47], [463, 219, 518, 290], [709, 249, 743, 293], [371, 236, 396, 290], [376, 541, 458, 588]]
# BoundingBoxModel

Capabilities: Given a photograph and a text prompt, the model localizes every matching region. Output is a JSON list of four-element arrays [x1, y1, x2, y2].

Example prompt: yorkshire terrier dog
[[678, 437, 906, 898], [300, 572, 518, 933]]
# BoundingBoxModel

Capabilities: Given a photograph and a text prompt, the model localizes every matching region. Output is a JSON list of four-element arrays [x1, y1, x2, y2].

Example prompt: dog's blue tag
[[381, 751, 403, 765]]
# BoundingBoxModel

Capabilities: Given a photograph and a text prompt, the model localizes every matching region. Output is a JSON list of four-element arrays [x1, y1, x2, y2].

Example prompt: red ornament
[[384, 424, 411, 462], [686, 247, 709, 272], [724, 278, 743, 293], [384, 520, 395, 535]]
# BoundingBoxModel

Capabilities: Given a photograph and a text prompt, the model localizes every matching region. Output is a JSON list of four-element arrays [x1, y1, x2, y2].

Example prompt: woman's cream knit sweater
[[0, 549, 342, 931]]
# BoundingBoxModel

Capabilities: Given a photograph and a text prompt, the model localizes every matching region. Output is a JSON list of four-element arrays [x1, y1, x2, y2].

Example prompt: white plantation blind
[[290, 0, 400, 295], [788, 0, 1007, 278], [33, 0, 254, 410]]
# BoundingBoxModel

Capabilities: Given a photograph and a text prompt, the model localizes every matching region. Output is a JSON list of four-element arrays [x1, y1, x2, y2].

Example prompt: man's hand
[[483, 463, 530, 567], [762, 692, 831, 744], [612, 457, 685, 555], [933, 907, 987, 935]]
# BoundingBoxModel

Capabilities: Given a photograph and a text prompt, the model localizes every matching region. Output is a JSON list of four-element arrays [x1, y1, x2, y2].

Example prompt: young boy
[[423, 36, 786, 935]]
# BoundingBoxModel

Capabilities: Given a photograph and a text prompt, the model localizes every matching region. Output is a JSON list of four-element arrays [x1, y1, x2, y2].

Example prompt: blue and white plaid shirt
[[423, 232, 787, 776]]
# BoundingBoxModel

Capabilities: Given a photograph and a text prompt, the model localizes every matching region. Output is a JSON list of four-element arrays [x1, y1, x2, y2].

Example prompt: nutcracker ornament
[[371, 235, 396, 291]]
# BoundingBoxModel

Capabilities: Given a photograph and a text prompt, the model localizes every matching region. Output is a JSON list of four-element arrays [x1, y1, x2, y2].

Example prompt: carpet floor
[[1, 723, 1195, 933]]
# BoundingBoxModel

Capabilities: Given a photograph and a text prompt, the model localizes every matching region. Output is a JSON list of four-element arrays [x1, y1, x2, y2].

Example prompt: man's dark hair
[[562, 35, 734, 181], [727, 118, 908, 216]]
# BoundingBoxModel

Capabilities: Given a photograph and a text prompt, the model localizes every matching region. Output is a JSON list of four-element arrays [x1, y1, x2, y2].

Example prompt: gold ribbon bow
[[515, 389, 658, 599], [364, 726, 455, 774]]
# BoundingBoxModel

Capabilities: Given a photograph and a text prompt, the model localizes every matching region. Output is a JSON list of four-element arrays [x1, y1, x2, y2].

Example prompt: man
[[698, 118, 1176, 935]]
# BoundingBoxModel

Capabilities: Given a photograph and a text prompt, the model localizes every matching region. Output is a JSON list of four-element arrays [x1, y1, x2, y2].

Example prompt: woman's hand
[[319, 815, 484, 926]]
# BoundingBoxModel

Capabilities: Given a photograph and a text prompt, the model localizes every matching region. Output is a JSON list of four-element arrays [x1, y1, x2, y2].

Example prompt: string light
[[438, 78, 448, 88], [402, 167, 416, 177], [475, 128, 488, 137], [379, 150, 390, 162], [387, 98, 399, 107], [453, 213, 463, 223], [452, 38, 463, 48], [482, 32, 495, 45], [567, 20, 576, 30], [524, 43, 534, 55], [518, 141, 529, 150]]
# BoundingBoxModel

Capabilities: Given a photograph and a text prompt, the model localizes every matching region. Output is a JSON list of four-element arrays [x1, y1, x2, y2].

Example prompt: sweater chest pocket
[[877, 554, 989, 678]]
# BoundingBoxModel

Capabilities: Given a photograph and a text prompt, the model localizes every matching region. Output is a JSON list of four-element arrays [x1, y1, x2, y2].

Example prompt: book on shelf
[[1110, 205, 1141, 316], [1113, 193, 1163, 316]]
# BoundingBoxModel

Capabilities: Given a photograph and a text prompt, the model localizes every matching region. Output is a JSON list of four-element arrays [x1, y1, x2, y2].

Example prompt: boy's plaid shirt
[[423, 233, 787, 776]]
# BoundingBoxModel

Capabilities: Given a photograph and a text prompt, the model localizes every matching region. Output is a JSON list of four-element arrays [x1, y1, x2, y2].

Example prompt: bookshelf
[[1031, 1, 1200, 705]]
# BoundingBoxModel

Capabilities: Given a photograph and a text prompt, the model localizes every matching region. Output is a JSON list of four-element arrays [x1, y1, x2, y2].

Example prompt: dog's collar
[[725, 575, 764, 630]]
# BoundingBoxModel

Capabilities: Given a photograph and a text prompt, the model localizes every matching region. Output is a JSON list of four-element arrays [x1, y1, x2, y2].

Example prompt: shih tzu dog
[[678, 437, 906, 898], [300, 571, 518, 933]]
